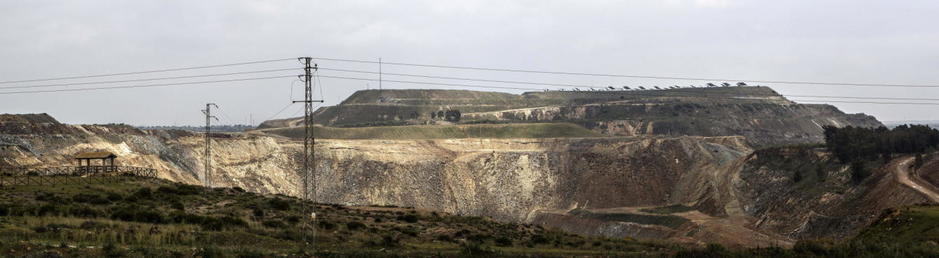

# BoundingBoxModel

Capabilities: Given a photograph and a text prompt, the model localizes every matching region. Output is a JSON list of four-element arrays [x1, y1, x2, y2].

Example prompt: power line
[[789, 99, 939, 106], [318, 67, 599, 88], [3, 67, 932, 106], [328, 67, 939, 101], [215, 107, 238, 125], [313, 74, 781, 99], [310, 56, 939, 88], [289, 105, 305, 117], [0, 68, 299, 90], [317, 74, 939, 106], [315, 69, 939, 103], [786, 94, 939, 102], [263, 102, 296, 123], [319, 74, 550, 91], [0, 75, 294, 95], [0, 56, 934, 107], [0, 58, 295, 85]]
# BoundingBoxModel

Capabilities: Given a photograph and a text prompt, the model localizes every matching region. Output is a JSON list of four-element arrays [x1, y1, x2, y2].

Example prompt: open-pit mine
[[3, 86, 936, 249]]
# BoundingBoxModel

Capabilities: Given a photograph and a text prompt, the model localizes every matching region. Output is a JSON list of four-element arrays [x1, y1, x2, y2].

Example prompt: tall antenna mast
[[293, 57, 322, 250], [378, 57, 383, 103], [379, 57, 382, 92], [201, 103, 218, 187]]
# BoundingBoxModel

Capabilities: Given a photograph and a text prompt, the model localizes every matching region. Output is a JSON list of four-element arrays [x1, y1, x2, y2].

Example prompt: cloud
[[694, 0, 731, 7], [1, 0, 938, 124], [663, 0, 732, 8]]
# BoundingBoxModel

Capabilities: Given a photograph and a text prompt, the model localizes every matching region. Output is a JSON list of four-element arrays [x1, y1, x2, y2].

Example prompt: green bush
[[263, 220, 286, 228], [381, 234, 400, 247], [495, 236, 513, 247], [268, 198, 291, 211], [346, 221, 366, 231], [236, 249, 266, 258], [156, 186, 179, 195], [285, 215, 301, 224], [175, 184, 203, 195], [127, 188, 153, 201], [460, 242, 497, 256], [68, 204, 103, 218], [33, 223, 71, 233], [103, 241, 126, 258], [170, 200, 185, 210], [397, 214, 419, 223], [71, 193, 111, 205], [436, 234, 453, 242], [80, 221, 106, 230], [318, 221, 336, 230], [36, 193, 65, 204], [37, 204, 61, 216], [0, 203, 35, 216], [674, 243, 729, 258], [106, 192, 124, 202], [200, 215, 248, 231], [851, 161, 869, 184], [531, 234, 549, 245], [468, 233, 490, 243], [195, 246, 224, 258], [169, 211, 206, 224], [793, 240, 832, 256], [110, 205, 166, 224]]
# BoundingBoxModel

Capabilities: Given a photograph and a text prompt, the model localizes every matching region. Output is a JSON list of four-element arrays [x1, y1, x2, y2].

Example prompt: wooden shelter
[[75, 151, 118, 174]]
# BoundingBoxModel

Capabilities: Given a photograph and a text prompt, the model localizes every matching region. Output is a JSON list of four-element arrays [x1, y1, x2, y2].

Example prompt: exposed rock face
[[2, 114, 749, 223], [0, 113, 301, 194], [311, 136, 750, 222], [467, 103, 880, 147]]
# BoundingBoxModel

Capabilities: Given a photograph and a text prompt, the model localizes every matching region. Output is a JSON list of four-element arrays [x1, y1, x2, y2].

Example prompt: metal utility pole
[[378, 57, 382, 91], [293, 57, 322, 249], [202, 103, 218, 187], [378, 57, 383, 103]]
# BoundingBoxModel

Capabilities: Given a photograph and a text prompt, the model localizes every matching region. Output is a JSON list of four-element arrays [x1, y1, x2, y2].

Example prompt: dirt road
[[895, 156, 939, 203]]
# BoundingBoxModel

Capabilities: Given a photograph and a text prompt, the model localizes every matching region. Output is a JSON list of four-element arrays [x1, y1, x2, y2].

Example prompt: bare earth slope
[[735, 148, 937, 240], [895, 156, 939, 203], [311, 136, 750, 222]]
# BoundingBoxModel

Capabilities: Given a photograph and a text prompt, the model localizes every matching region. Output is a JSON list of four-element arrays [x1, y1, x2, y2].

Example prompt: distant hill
[[884, 121, 939, 129], [258, 86, 882, 147], [137, 125, 255, 132], [258, 123, 604, 139]]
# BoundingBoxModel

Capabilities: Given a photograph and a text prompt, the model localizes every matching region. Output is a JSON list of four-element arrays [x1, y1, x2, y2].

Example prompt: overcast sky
[[1, 0, 938, 126]]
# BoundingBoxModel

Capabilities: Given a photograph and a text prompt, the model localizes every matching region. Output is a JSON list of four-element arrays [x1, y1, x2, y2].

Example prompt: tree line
[[823, 124, 939, 163]]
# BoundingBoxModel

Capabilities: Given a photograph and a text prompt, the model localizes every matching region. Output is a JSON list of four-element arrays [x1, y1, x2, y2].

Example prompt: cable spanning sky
[[1, 0, 938, 125]]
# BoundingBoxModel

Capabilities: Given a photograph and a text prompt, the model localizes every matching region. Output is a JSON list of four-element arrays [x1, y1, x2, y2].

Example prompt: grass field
[[2, 177, 938, 257], [854, 205, 939, 243], [0, 177, 672, 257], [260, 122, 604, 140]]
